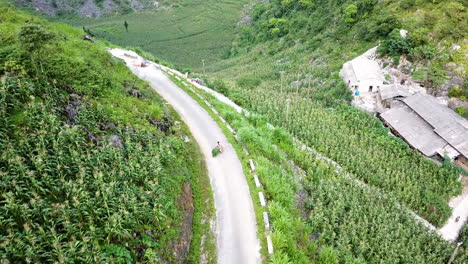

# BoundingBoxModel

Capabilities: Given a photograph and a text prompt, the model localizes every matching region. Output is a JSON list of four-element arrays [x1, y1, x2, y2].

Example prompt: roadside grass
[[58, 0, 249, 70], [187, 142, 217, 264]]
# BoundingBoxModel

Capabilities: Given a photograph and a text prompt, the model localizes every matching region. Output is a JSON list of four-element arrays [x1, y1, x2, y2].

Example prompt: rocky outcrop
[[12, 0, 164, 17]]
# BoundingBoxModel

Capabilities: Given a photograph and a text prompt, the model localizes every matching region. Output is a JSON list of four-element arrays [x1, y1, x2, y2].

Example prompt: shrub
[[343, 4, 358, 24], [448, 87, 462, 98], [319, 247, 338, 264], [455, 107, 468, 117], [378, 29, 411, 57], [408, 28, 430, 47], [212, 79, 230, 95], [409, 44, 437, 61], [237, 76, 261, 89], [374, 14, 401, 37]]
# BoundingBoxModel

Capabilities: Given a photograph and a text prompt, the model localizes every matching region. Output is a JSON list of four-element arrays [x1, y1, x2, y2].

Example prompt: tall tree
[[124, 20, 128, 32]]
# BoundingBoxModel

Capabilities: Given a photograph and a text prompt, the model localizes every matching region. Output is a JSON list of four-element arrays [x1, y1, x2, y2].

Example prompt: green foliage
[[0, 3, 208, 262], [449, 87, 462, 98], [53, 0, 468, 261], [409, 44, 437, 60], [104, 245, 133, 264], [237, 75, 261, 89], [201, 100, 466, 263], [61, 0, 250, 70], [343, 4, 358, 24], [268, 18, 289, 38], [212, 146, 221, 157], [318, 247, 338, 264], [378, 29, 411, 57], [455, 107, 468, 117], [212, 79, 229, 95], [435, 1, 467, 39], [408, 28, 430, 47], [18, 23, 55, 53]]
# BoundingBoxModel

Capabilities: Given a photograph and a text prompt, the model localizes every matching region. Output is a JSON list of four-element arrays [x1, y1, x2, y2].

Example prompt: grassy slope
[[60, 0, 249, 70], [0, 2, 214, 263]]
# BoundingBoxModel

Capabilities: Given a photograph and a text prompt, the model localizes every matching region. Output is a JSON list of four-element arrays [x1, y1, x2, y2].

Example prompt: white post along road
[[109, 49, 261, 264]]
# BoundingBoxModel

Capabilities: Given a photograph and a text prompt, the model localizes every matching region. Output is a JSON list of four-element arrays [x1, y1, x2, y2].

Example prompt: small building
[[380, 94, 468, 166], [340, 48, 385, 94]]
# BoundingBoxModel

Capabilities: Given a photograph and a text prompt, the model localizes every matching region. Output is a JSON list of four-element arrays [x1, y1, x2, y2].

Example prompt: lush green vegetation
[[184, 83, 468, 263], [59, 0, 249, 70], [0, 2, 215, 263], [190, 0, 467, 227], [8, 0, 468, 261]]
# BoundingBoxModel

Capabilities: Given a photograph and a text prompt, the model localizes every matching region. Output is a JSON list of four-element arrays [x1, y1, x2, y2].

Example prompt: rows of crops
[[202, 96, 466, 263], [239, 87, 460, 226]]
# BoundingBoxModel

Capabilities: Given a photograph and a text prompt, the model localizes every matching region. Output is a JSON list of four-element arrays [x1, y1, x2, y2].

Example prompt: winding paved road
[[109, 49, 261, 264]]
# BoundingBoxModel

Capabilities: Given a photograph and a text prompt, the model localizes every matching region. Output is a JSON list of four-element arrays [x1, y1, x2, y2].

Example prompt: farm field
[[60, 0, 249, 70], [183, 85, 468, 263]]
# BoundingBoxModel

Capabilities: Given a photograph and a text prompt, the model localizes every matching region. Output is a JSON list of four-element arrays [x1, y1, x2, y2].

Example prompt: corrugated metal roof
[[404, 94, 468, 129], [380, 84, 411, 100], [437, 144, 461, 160], [381, 105, 447, 156], [435, 122, 468, 158]]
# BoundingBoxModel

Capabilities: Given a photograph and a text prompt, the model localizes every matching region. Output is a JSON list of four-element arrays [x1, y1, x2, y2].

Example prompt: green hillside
[[198, 0, 467, 226], [62, 0, 250, 70], [3, 0, 468, 263], [0, 2, 214, 263]]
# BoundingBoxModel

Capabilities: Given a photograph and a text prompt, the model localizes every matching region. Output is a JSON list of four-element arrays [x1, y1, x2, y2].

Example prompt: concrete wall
[[357, 79, 384, 93]]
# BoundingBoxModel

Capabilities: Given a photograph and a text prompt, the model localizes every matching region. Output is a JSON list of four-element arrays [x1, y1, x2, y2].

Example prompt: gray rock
[[238, 15, 252, 27], [145, 229, 156, 239], [83, 127, 98, 144], [451, 44, 461, 51], [99, 122, 116, 131], [83, 35, 94, 42], [126, 88, 145, 98], [65, 105, 77, 124], [109, 134, 123, 148], [446, 62, 457, 68]]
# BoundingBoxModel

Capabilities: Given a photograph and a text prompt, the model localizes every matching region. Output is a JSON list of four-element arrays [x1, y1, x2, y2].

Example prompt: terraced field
[[63, 0, 249, 70]]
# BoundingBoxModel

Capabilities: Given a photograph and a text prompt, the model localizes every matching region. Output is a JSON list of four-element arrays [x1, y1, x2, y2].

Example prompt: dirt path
[[439, 176, 468, 241], [109, 49, 261, 264]]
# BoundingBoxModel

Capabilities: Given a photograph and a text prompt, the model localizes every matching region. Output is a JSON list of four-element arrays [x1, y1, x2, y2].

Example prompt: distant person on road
[[217, 141, 223, 153], [456, 216, 460, 222]]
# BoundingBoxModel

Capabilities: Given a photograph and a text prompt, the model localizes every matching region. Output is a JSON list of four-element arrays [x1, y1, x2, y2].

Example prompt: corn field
[[0, 5, 206, 262], [237, 87, 462, 227], [205, 95, 468, 264]]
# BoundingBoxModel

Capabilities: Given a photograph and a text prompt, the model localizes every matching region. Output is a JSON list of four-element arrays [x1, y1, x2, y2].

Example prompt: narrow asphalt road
[[109, 49, 261, 264]]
